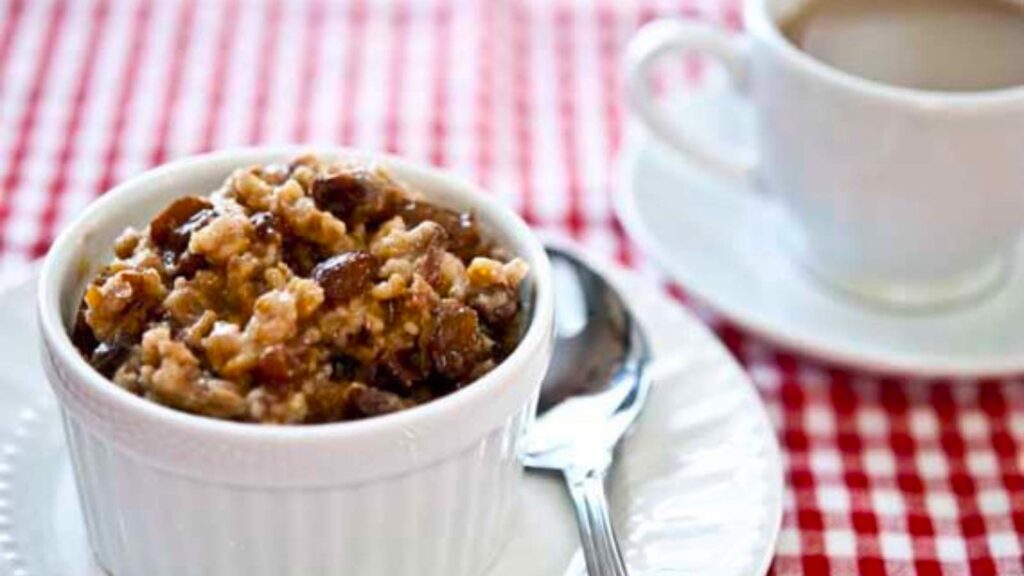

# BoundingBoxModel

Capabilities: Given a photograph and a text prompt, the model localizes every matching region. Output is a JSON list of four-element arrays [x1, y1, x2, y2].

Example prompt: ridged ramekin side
[[61, 406, 531, 576]]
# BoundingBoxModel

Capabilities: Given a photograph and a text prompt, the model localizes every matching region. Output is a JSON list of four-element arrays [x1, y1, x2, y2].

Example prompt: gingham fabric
[[0, 0, 1022, 574]]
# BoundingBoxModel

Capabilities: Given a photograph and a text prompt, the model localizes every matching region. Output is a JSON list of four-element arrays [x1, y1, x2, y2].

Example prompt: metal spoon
[[522, 246, 652, 576]]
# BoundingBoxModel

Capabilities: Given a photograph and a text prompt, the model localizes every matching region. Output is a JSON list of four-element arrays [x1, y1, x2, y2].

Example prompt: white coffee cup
[[624, 1, 1024, 309]]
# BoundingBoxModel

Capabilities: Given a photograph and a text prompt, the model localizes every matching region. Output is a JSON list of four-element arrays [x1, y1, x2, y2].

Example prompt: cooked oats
[[72, 156, 529, 424]]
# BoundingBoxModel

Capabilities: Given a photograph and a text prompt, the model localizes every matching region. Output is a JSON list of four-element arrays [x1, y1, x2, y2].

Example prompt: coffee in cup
[[780, 0, 1024, 92]]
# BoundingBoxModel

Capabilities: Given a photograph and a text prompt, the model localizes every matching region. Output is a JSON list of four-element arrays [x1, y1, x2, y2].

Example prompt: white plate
[[616, 88, 1024, 378], [0, 259, 782, 576]]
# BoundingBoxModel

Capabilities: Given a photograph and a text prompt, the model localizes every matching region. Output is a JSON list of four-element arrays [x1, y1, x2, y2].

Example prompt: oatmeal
[[71, 156, 530, 424]]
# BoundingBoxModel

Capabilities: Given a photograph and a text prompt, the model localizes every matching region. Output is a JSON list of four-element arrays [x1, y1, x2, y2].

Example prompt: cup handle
[[625, 20, 757, 185]]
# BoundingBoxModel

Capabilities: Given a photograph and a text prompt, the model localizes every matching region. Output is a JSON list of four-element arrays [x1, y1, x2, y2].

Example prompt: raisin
[[412, 377, 452, 402], [425, 374, 458, 396], [349, 384, 406, 417], [451, 212, 484, 257], [311, 172, 370, 222], [379, 349, 428, 390], [470, 289, 520, 326], [306, 381, 354, 423], [399, 203, 483, 259], [172, 251, 206, 278], [419, 245, 444, 289], [311, 251, 378, 302], [250, 211, 281, 243], [70, 308, 98, 356], [330, 354, 360, 380], [160, 249, 177, 270], [311, 171, 410, 227], [149, 196, 214, 253], [256, 345, 293, 389], [162, 248, 205, 279], [178, 209, 216, 240], [90, 341, 129, 378], [428, 300, 489, 381], [282, 239, 320, 277]]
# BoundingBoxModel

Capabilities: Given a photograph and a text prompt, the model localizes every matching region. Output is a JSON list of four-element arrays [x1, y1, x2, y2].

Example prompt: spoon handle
[[565, 467, 629, 576]]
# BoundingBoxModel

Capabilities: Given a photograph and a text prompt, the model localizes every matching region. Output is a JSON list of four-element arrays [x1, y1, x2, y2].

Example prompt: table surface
[[0, 0, 1022, 574]]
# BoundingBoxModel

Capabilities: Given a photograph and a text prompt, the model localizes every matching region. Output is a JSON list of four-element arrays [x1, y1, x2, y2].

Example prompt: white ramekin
[[37, 148, 554, 576]]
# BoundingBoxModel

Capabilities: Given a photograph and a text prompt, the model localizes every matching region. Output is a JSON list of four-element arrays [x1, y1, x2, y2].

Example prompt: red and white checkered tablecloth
[[0, 0, 1022, 573]]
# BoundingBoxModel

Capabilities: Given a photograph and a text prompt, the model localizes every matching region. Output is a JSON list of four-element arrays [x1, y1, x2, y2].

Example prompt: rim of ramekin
[[38, 146, 554, 446]]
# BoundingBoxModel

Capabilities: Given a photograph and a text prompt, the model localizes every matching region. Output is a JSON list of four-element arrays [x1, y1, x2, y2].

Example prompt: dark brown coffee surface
[[781, 0, 1024, 92]]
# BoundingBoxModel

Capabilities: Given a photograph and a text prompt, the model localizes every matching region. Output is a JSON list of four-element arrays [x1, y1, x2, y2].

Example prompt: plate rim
[[615, 129, 1024, 380]]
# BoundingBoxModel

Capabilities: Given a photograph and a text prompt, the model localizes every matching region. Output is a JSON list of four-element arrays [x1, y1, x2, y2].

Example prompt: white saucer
[[0, 254, 782, 576], [616, 89, 1024, 378]]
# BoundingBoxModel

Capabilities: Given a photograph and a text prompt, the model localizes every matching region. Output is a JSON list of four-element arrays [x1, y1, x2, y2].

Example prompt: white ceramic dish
[[1, 252, 783, 576], [616, 91, 1024, 378], [36, 148, 555, 576]]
